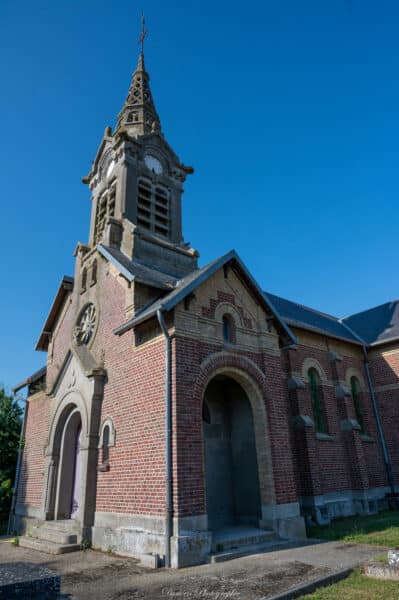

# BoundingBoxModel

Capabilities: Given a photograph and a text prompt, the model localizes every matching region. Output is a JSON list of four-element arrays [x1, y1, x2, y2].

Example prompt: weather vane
[[138, 13, 147, 54]]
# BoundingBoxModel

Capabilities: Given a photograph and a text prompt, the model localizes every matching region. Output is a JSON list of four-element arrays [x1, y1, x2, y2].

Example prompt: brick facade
[[12, 47, 399, 567]]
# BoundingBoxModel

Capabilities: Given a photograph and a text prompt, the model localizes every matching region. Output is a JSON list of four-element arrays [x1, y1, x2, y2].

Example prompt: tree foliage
[[0, 389, 23, 523]]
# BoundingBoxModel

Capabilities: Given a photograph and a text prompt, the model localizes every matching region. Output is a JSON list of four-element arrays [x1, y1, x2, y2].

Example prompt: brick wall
[[94, 271, 166, 516], [172, 335, 298, 517], [286, 338, 387, 498], [18, 393, 51, 509], [369, 347, 399, 486]]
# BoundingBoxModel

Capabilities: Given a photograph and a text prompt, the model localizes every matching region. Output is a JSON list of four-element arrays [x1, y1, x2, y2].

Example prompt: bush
[[0, 389, 22, 524]]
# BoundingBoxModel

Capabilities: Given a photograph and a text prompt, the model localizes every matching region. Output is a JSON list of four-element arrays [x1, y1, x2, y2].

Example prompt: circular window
[[74, 304, 96, 345]]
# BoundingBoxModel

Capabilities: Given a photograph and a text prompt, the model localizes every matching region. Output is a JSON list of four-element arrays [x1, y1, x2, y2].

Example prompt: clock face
[[144, 154, 163, 175]]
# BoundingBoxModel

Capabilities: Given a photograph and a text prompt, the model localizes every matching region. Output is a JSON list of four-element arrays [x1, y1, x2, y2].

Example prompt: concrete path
[[0, 538, 384, 599]]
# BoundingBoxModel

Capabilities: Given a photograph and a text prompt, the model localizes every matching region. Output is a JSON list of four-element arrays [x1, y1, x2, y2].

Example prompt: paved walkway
[[0, 538, 384, 599]]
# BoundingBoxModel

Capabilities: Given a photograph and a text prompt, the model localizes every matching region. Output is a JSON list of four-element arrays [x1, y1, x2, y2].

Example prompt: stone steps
[[211, 527, 276, 553], [32, 526, 78, 545], [19, 536, 81, 555], [208, 539, 287, 563], [19, 520, 82, 555]]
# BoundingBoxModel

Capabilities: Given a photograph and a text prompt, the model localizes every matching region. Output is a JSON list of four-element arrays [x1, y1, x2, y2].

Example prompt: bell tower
[[82, 19, 198, 278]]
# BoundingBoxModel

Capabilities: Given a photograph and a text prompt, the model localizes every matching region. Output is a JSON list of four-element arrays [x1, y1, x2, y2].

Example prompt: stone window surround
[[98, 417, 116, 449], [97, 417, 116, 472]]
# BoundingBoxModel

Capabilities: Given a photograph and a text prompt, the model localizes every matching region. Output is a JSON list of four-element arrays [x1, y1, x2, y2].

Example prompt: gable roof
[[343, 300, 399, 346], [36, 276, 74, 351], [98, 244, 177, 290], [13, 366, 46, 394], [114, 250, 297, 345], [264, 292, 365, 345]]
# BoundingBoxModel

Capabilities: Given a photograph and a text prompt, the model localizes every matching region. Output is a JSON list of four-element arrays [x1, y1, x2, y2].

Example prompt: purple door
[[70, 426, 82, 519]]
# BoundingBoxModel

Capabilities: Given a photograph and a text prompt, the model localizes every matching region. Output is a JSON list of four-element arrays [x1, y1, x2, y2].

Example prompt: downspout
[[157, 309, 172, 568], [363, 346, 395, 496], [8, 394, 28, 535]]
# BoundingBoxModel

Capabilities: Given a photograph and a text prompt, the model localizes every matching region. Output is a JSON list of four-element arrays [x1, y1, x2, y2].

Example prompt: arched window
[[90, 259, 97, 286], [102, 425, 110, 465], [350, 377, 365, 434], [98, 418, 115, 472], [80, 267, 87, 293], [308, 368, 326, 433], [222, 314, 234, 343]]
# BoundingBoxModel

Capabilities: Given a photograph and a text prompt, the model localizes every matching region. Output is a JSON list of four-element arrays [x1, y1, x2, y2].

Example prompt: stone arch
[[98, 417, 116, 448], [44, 391, 90, 520], [214, 302, 244, 328], [345, 367, 367, 392], [194, 352, 276, 511], [301, 358, 328, 385], [54, 408, 82, 519], [47, 390, 89, 451]]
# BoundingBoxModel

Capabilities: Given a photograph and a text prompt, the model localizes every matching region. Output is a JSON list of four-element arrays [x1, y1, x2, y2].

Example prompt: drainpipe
[[8, 394, 28, 535], [363, 346, 395, 496], [157, 309, 172, 568]]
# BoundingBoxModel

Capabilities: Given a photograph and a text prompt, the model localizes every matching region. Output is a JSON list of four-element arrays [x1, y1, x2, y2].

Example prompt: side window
[[351, 377, 365, 434], [98, 418, 115, 472], [308, 368, 326, 433], [222, 314, 234, 344], [90, 259, 97, 286], [102, 425, 110, 465], [80, 267, 87, 293]]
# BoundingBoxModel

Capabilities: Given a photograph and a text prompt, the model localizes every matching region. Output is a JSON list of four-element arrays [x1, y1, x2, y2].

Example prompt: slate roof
[[36, 276, 74, 351], [98, 244, 177, 290], [13, 366, 46, 393], [114, 250, 296, 344], [264, 292, 365, 345], [343, 300, 399, 346]]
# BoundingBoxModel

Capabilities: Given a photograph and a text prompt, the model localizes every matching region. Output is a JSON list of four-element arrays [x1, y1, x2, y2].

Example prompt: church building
[[11, 37, 399, 568]]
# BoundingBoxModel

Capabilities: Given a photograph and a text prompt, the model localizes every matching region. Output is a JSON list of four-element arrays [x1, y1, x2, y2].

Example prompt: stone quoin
[[11, 25, 399, 568]]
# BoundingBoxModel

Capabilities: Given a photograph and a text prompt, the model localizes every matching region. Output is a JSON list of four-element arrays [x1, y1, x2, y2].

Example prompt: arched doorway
[[202, 375, 262, 530], [54, 408, 83, 520]]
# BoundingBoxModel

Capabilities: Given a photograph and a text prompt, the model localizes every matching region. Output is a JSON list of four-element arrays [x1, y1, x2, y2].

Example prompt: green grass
[[0, 521, 7, 536], [301, 569, 399, 599], [307, 510, 399, 547]]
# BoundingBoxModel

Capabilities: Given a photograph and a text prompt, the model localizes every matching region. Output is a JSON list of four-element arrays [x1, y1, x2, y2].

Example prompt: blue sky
[[1, 0, 399, 390]]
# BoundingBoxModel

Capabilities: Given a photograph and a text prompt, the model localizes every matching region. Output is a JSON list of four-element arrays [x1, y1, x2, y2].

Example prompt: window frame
[[350, 376, 366, 434], [308, 368, 326, 434]]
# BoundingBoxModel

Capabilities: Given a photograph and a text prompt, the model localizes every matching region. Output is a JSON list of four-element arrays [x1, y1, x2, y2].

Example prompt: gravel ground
[[0, 538, 383, 599]]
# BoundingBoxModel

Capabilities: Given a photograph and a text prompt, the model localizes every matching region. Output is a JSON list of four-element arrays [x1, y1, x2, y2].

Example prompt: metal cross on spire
[[138, 13, 147, 54]]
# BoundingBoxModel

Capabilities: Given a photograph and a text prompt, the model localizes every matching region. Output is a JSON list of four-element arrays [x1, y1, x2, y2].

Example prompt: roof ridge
[[265, 291, 341, 322], [342, 297, 399, 322]]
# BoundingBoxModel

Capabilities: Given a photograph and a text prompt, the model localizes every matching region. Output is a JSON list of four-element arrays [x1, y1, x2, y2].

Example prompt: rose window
[[75, 304, 96, 345]]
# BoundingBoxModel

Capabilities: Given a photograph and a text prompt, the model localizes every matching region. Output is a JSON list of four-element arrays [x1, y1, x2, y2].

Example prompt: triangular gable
[[114, 250, 297, 346]]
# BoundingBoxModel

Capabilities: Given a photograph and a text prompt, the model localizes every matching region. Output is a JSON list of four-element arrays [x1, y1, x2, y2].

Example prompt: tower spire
[[138, 13, 147, 56], [116, 15, 162, 137]]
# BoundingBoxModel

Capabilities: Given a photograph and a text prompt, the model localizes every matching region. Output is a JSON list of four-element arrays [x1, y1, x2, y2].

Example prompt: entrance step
[[31, 526, 78, 545], [39, 519, 80, 534], [208, 538, 289, 564], [19, 536, 81, 555], [211, 526, 276, 553], [19, 520, 82, 555]]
